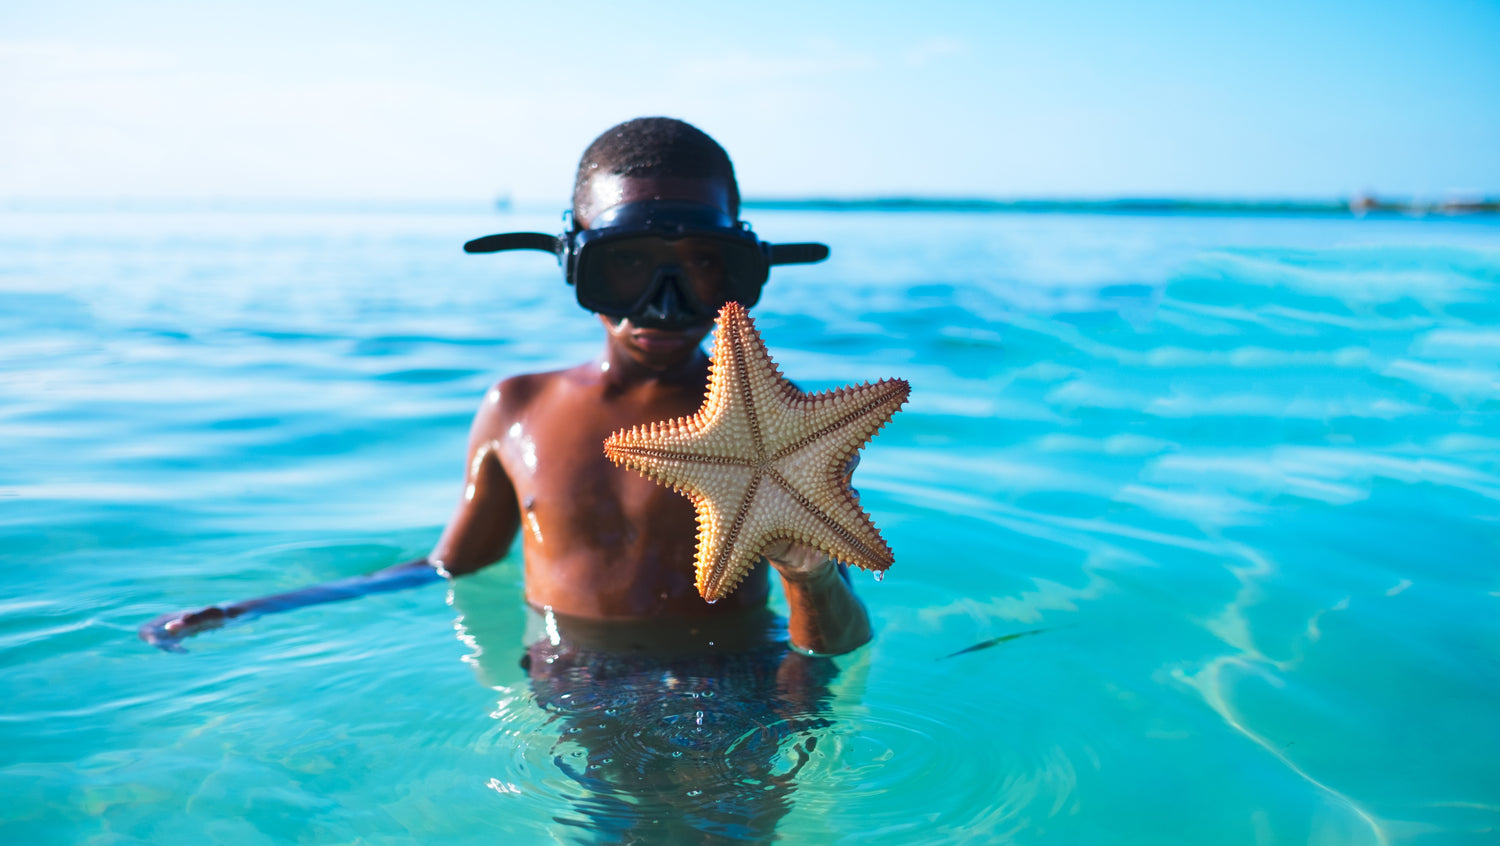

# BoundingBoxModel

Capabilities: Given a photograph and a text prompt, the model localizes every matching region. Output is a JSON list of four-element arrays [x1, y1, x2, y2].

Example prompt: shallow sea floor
[[2, 207, 1497, 844]]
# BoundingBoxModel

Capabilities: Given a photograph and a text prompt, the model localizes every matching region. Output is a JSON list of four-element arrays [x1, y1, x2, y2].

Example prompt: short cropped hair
[[572, 117, 740, 218]]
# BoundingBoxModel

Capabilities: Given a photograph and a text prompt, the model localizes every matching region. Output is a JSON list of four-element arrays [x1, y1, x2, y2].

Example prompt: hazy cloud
[[901, 36, 967, 67]]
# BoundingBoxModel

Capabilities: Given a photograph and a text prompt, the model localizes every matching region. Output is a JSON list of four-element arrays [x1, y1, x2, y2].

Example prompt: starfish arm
[[603, 410, 756, 467], [713, 306, 810, 457], [603, 439, 755, 487], [770, 378, 911, 463], [762, 467, 893, 571], [763, 379, 909, 571], [689, 498, 755, 600], [768, 381, 908, 511], [694, 471, 772, 601], [697, 474, 843, 601]]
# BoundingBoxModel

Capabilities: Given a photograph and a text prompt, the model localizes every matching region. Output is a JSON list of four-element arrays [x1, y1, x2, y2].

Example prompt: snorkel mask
[[464, 201, 829, 330]]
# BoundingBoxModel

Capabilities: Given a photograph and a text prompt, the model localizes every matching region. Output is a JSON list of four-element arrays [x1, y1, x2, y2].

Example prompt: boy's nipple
[[523, 497, 544, 543]]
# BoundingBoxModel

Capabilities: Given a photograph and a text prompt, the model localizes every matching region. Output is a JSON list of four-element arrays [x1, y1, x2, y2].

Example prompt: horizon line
[[3, 194, 1497, 217]]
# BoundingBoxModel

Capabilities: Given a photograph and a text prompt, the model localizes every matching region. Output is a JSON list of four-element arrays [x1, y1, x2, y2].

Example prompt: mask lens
[[594, 238, 672, 311], [673, 237, 735, 308], [578, 235, 767, 315]]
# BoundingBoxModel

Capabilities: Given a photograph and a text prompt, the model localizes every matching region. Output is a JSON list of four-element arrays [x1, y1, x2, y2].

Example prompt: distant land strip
[[741, 196, 1500, 217], [6, 195, 1496, 217]]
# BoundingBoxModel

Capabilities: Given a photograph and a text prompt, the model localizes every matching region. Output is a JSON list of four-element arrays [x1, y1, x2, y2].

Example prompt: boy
[[141, 118, 872, 658]]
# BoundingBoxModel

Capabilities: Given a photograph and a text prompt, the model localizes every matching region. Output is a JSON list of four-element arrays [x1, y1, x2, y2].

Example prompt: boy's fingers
[[763, 541, 837, 581], [139, 606, 229, 652], [138, 615, 186, 652]]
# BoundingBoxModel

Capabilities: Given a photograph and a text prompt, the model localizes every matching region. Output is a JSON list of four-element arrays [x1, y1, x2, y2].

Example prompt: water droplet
[[874, 570, 885, 582], [705, 598, 719, 605], [695, 710, 705, 726], [672, 751, 683, 758]]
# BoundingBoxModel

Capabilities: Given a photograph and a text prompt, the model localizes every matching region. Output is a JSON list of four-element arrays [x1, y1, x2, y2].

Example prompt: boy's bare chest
[[498, 380, 707, 552]]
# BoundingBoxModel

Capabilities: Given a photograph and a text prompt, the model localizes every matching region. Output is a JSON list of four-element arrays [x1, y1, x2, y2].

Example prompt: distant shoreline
[[4, 195, 1497, 217], [741, 196, 1500, 217]]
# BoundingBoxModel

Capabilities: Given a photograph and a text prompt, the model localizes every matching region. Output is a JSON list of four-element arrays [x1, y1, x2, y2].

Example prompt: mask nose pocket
[[634, 269, 700, 328]]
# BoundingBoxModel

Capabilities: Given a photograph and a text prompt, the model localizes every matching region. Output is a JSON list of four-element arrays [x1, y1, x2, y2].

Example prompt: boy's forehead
[[578, 174, 732, 226]]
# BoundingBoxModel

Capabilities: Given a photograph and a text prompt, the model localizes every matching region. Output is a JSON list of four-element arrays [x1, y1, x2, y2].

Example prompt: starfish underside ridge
[[603, 302, 911, 601]]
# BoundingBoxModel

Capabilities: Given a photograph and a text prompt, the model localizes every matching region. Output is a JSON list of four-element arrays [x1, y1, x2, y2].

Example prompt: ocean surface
[[2, 205, 1497, 844]]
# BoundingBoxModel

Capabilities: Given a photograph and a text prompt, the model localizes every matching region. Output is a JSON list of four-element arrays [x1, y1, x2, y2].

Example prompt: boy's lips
[[629, 326, 703, 352]]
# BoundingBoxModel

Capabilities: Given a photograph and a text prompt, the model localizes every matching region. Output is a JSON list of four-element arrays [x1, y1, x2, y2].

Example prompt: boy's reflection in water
[[473, 597, 841, 844]]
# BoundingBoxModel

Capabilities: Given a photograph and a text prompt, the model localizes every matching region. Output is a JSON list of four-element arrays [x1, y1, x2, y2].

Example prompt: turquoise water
[[2, 206, 1498, 844]]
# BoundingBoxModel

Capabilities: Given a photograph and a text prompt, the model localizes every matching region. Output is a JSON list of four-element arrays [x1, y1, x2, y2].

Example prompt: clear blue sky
[[3, 0, 1497, 202]]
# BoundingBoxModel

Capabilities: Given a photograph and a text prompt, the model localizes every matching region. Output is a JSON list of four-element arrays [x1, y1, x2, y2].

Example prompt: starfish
[[603, 302, 910, 602]]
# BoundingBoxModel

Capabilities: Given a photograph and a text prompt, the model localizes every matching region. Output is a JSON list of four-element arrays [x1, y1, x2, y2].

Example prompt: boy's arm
[[139, 386, 524, 652], [427, 439, 521, 576], [427, 382, 524, 576], [766, 545, 872, 656], [138, 559, 443, 652]]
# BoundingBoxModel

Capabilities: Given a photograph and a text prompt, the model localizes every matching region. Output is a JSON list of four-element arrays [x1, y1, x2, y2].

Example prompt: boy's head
[[572, 118, 740, 225], [463, 117, 825, 370]]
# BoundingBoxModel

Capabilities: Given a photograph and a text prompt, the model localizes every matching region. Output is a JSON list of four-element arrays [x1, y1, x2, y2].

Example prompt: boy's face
[[578, 173, 735, 372]]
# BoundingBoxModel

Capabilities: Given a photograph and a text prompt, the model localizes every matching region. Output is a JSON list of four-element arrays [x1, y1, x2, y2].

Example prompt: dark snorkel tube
[[462, 232, 562, 255]]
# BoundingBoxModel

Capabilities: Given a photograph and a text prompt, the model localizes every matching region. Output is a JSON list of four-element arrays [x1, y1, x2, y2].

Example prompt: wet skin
[[141, 173, 871, 656], [433, 173, 871, 647]]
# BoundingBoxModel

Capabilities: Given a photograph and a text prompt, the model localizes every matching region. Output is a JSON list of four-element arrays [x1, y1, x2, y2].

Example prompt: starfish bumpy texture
[[603, 302, 911, 602]]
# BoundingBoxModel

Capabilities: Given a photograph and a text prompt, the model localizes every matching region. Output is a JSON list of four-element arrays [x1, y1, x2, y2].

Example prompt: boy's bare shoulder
[[469, 363, 600, 438]]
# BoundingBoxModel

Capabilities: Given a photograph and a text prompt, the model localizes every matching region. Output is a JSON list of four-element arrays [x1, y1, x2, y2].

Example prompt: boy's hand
[[138, 605, 239, 653], [762, 539, 839, 582]]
